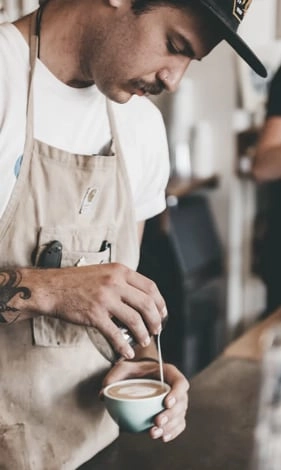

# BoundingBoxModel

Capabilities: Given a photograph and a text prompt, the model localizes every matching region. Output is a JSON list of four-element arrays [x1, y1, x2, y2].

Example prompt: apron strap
[[106, 99, 139, 254], [24, 10, 40, 150]]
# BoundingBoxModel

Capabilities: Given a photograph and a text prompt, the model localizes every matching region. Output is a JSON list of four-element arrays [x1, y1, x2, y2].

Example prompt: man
[[253, 64, 281, 182], [0, 0, 266, 468], [252, 65, 281, 314]]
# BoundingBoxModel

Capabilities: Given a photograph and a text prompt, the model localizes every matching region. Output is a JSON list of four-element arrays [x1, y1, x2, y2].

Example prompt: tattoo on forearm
[[0, 270, 31, 323]]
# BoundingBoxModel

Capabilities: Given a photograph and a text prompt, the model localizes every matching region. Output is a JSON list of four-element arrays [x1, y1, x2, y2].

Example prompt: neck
[[15, 2, 96, 88]]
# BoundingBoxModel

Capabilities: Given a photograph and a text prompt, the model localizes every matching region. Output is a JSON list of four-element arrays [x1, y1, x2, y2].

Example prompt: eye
[[167, 39, 181, 55], [167, 36, 196, 59]]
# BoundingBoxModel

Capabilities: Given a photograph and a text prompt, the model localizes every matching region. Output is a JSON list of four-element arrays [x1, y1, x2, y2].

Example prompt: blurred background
[[2, 0, 281, 378]]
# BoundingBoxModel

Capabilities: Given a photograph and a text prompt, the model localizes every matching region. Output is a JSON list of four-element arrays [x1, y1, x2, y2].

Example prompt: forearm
[[0, 267, 55, 324], [252, 145, 281, 182]]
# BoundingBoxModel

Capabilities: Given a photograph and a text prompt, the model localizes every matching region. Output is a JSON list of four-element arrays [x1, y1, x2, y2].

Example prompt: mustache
[[130, 78, 166, 96]]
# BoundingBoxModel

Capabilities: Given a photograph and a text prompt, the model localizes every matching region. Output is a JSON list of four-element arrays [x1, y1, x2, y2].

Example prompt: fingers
[[113, 268, 167, 351], [149, 363, 189, 443], [111, 289, 164, 350], [98, 302, 157, 359], [100, 360, 133, 396], [126, 269, 168, 320], [94, 315, 136, 360], [150, 396, 188, 442], [162, 363, 190, 396], [91, 264, 168, 354]]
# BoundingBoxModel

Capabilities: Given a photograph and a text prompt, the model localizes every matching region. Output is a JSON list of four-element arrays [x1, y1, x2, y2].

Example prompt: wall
[[155, 0, 281, 340]]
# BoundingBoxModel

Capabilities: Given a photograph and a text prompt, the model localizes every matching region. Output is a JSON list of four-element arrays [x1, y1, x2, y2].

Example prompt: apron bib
[[0, 11, 139, 470]]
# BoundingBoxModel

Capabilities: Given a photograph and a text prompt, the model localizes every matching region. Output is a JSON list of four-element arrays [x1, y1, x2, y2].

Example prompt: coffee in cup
[[106, 381, 166, 399], [103, 379, 170, 433]]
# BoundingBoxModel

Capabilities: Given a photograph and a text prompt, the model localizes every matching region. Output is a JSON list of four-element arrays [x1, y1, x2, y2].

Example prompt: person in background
[[252, 65, 281, 182], [252, 65, 281, 314], [0, 0, 266, 468]]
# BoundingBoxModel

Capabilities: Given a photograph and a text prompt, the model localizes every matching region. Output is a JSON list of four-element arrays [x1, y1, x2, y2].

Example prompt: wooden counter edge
[[223, 308, 281, 361]]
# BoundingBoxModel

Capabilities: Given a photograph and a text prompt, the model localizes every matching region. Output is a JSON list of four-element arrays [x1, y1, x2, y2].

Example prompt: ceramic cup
[[103, 378, 170, 433]]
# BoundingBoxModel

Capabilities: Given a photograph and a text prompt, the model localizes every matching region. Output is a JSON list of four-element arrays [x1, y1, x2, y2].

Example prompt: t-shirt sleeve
[[134, 105, 170, 222], [112, 97, 170, 223], [267, 65, 281, 118]]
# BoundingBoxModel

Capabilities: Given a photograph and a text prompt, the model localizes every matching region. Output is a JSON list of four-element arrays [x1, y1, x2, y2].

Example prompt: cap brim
[[200, 1, 268, 78], [222, 26, 268, 78]]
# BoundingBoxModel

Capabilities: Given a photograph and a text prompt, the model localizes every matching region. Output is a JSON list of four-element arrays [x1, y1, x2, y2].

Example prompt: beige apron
[[0, 12, 139, 470]]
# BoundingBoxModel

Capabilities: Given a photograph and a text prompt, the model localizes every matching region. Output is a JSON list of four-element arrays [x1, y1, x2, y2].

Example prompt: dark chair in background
[[138, 194, 226, 378]]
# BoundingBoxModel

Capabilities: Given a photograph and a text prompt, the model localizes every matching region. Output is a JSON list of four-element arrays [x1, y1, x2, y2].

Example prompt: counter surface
[[79, 356, 261, 470], [80, 309, 281, 469]]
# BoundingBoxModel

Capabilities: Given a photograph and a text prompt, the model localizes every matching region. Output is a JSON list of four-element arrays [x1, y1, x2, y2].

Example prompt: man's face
[[80, 3, 221, 103]]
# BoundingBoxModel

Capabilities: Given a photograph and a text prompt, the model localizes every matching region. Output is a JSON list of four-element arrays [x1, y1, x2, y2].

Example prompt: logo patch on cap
[[233, 0, 252, 22]]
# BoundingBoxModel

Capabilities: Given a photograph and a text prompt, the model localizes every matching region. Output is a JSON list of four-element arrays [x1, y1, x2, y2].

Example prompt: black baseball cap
[[199, 0, 267, 77]]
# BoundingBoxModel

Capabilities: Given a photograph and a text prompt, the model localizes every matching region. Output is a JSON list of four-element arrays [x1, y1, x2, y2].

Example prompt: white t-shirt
[[0, 23, 170, 222]]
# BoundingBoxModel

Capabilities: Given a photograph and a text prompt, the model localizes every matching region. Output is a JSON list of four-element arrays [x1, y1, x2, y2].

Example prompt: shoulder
[[273, 65, 281, 82], [0, 22, 28, 68], [267, 65, 281, 117], [0, 23, 29, 164], [269, 65, 281, 96], [0, 22, 29, 98]]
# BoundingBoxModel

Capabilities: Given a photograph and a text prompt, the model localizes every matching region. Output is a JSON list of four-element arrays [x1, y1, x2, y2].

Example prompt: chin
[[115, 95, 132, 104], [96, 82, 132, 104], [108, 90, 132, 104]]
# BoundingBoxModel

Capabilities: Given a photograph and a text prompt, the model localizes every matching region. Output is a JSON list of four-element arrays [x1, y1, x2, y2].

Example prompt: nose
[[157, 58, 191, 93]]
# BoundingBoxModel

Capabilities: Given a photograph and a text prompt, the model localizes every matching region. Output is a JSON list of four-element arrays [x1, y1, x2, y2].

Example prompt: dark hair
[[131, 0, 193, 15]]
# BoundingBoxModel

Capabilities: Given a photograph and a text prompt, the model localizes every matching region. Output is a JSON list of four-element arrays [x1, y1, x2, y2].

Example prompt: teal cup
[[103, 378, 170, 433]]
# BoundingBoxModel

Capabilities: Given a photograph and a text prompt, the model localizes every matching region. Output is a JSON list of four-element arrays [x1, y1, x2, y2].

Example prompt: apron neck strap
[[24, 9, 41, 147]]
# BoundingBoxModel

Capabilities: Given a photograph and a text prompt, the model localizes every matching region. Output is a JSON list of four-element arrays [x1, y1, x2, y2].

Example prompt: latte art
[[107, 382, 166, 399]]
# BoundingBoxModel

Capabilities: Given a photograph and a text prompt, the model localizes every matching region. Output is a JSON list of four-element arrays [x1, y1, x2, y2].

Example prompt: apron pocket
[[32, 225, 116, 350], [0, 424, 29, 470], [34, 225, 115, 268]]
